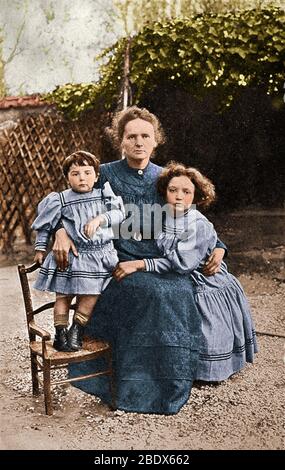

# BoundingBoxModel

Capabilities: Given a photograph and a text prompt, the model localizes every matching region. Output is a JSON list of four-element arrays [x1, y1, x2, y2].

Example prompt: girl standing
[[32, 151, 124, 352], [143, 161, 257, 381]]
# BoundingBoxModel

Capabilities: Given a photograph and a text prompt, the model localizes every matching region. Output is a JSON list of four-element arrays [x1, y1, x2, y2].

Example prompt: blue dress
[[144, 208, 258, 381], [32, 183, 124, 295], [69, 159, 226, 414]]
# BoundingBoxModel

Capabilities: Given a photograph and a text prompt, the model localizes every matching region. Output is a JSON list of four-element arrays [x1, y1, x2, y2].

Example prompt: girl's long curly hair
[[157, 161, 216, 209]]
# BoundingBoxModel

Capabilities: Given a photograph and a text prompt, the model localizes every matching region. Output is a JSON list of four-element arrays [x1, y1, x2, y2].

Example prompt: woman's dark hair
[[157, 161, 216, 209], [62, 151, 100, 178], [107, 106, 166, 149]]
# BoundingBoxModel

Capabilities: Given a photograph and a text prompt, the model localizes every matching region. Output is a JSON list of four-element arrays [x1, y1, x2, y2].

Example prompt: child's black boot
[[53, 326, 69, 352], [68, 321, 84, 351]]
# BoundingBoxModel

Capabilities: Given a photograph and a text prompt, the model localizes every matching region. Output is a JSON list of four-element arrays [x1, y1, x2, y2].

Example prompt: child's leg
[[74, 295, 99, 326], [68, 295, 99, 351], [54, 293, 75, 327], [53, 294, 75, 352]]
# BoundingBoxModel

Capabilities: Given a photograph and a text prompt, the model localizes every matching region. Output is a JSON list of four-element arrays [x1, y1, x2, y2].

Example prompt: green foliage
[[46, 6, 285, 118], [45, 82, 100, 119], [43, 3, 55, 23]]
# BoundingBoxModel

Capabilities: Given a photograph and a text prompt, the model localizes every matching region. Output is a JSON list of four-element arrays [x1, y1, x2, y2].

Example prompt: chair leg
[[108, 350, 116, 410], [30, 352, 40, 396], [43, 360, 53, 415]]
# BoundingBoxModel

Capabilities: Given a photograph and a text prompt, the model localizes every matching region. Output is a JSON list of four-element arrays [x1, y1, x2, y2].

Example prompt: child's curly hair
[[157, 161, 216, 209], [62, 151, 100, 178]]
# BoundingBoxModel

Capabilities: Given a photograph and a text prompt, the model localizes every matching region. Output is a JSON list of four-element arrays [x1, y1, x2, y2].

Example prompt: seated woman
[[53, 106, 226, 414]]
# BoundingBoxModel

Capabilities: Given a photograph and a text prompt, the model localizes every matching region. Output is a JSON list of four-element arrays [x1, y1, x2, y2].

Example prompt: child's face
[[166, 176, 195, 214], [67, 163, 98, 193]]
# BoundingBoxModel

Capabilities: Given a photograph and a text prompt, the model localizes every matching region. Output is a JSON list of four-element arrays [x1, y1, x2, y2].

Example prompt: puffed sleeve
[[167, 219, 217, 274], [101, 182, 125, 227], [31, 192, 62, 251]]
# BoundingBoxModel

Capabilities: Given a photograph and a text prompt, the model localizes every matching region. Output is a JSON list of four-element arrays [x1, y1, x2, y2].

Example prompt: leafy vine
[[45, 7, 285, 118]]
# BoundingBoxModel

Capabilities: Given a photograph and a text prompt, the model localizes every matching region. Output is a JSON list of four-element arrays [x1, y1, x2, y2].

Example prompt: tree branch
[[6, 20, 25, 64]]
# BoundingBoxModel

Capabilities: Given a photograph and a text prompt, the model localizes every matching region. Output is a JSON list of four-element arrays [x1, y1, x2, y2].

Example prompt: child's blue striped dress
[[31, 182, 125, 295], [144, 208, 258, 382]]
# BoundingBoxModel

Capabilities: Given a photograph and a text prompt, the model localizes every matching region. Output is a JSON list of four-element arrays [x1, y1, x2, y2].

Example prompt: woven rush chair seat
[[30, 337, 110, 361]]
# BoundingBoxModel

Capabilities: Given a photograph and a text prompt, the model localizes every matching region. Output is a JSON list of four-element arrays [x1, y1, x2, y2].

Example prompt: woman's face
[[166, 176, 195, 215], [121, 118, 157, 168], [67, 163, 98, 193]]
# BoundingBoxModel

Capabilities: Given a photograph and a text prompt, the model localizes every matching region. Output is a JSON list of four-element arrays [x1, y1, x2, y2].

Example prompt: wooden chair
[[17, 262, 115, 415]]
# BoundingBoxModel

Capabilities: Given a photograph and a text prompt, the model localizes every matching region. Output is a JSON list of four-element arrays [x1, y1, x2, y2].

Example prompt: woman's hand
[[113, 260, 145, 281], [84, 215, 105, 239], [34, 250, 46, 265], [203, 248, 225, 276], [52, 228, 78, 271]]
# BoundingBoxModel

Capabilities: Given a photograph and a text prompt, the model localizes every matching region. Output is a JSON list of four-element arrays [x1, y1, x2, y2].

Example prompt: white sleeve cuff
[[143, 258, 156, 272]]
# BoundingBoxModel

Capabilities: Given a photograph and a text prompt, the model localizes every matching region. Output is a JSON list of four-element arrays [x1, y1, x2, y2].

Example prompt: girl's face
[[67, 163, 98, 193], [166, 176, 195, 214], [121, 118, 157, 168]]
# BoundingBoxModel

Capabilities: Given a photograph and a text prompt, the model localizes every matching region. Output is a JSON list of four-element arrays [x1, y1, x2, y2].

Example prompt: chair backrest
[[17, 262, 76, 342]]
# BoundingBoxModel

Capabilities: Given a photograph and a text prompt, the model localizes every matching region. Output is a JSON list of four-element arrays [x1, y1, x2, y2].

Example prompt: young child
[[32, 151, 125, 352], [143, 161, 258, 381]]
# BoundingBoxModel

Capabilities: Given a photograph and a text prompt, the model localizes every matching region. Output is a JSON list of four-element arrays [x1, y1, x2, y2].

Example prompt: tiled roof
[[0, 95, 51, 109]]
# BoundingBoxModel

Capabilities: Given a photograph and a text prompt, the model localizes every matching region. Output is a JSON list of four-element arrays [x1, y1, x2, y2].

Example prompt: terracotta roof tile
[[0, 95, 51, 109]]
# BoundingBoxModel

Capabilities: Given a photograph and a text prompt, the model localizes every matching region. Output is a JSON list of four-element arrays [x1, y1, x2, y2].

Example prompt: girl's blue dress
[[144, 208, 258, 382], [69, 159, 244, 415], [32, 183, 124, 294]]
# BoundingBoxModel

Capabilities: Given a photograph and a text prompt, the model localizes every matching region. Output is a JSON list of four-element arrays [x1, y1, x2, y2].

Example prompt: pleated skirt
[[33, 242, 118, 295], [194, 273, 258, 381], [69, 270, 202, 414]]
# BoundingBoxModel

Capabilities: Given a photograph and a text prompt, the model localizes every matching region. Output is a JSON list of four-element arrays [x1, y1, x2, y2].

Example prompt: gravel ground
[[0, 210, 284, 450]]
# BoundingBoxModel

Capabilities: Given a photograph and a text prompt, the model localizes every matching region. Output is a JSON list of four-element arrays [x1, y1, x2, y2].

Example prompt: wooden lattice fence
[[0, 111, 106, 252]]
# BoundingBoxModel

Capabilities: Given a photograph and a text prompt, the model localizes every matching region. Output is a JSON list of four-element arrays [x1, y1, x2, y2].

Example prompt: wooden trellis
[[0, 111, 104, 252]]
